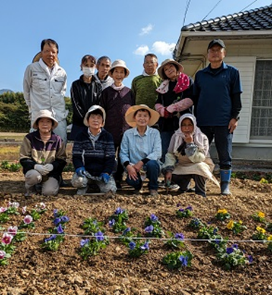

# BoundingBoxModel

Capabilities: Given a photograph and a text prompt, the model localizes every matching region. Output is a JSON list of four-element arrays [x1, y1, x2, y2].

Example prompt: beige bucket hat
[[109, 59, 130, 78], [32, 110, 58, 130], [83, 105, 106, 127], [157, 59, 184, 80], [125, 104, 160, 128]]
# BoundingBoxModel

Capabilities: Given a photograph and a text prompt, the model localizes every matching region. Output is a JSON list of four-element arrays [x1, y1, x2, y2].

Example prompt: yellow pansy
[[217, 209, 228, 214], [268, 235, 272, 241], [239, 220, 243, 224], [258, 212, 265, 218], [256, 226, 266, 234], [227, 220, 234, 229]]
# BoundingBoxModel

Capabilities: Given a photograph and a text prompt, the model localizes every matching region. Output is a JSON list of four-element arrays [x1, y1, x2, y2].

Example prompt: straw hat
[[32, 52, 60, 64], [125, 104, 160, 128], [109, 59, 130, 78], [157, 59, 184, 80], [83, 105, 106, 127], [32, 110, 58, 130]]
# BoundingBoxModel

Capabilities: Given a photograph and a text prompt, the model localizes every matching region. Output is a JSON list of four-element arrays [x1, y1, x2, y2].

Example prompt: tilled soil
[[0, 172, 272, 295]]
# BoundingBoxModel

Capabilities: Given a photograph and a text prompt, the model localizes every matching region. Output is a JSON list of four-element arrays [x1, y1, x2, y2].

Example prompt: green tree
[[0, 92, 72, 132]]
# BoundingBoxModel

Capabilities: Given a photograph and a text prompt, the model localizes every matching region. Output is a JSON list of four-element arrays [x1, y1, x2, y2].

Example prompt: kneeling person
[[71, 105, 117, 194], [162, 113, 219, 197], [20, 110, 67, 196], [120, 104, 161, 196]]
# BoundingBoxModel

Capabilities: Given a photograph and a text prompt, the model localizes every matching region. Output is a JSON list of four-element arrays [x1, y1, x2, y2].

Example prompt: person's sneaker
[[169, 184, 180, 191], [25, 186, 36, 197], [187, 187, 195, 192], [35, 184, 42, 194], [76, 186, 88, 195], [60, 179, 69, 187], [159, 181, 180, 191], [158, 180, 166, 188], [149, 189, 158, 196]]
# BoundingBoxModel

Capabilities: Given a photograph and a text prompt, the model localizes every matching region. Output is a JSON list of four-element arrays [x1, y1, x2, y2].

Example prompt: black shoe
[[116, 181, 122, 190], [60, 178, 69, 187], [187, 187, 195, 193]]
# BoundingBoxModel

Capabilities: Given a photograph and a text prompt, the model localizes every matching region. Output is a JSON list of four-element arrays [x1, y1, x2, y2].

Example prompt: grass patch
[[0, 133, 26, 142], [0, 143, 73, 162], [0, 145, 20, 161]]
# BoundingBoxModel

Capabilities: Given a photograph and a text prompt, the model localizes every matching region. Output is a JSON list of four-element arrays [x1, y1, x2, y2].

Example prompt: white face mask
[[82, 67, 95, 77]]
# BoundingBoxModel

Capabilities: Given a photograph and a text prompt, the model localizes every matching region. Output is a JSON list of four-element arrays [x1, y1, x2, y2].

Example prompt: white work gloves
[[34, 164, 54, 175]]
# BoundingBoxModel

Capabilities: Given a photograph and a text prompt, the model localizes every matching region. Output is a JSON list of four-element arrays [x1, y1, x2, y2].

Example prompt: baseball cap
[[207, 39, 226, 50]]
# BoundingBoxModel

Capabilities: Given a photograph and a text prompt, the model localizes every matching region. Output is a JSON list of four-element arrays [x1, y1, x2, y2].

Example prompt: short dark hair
[[144, 53, 158, 61], [97, 56, 111, 65], [41, 39, 59, 53], [81, 55, 96, 65], [133, 108, 151, 118]]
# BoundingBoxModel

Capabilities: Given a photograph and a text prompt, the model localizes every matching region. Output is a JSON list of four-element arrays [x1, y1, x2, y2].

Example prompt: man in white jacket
[[23, 39, 68, 143]]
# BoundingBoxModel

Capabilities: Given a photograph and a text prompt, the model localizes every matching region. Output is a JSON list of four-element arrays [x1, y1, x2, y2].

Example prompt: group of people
[[20, 37, 242, 198]]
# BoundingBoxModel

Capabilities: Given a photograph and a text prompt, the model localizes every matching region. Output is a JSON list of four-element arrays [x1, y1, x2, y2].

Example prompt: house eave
[[174, 30, 272, 60]]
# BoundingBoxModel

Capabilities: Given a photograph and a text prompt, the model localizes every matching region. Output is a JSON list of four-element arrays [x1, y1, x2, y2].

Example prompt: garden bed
[[0, 172, 272, 295]]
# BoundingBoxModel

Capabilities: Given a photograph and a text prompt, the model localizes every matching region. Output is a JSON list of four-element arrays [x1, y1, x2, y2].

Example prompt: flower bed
[[0, 175, 272, 294]]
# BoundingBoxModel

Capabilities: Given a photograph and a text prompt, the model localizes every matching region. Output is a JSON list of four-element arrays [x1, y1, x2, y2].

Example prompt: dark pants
[[172, 174, 206, 197], [126, 160, 160, 190], [199, 126, 232, 170]]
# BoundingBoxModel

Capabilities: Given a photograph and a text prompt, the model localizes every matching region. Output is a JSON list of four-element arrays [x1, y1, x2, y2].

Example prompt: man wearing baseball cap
[[193, 39, 242, 195]]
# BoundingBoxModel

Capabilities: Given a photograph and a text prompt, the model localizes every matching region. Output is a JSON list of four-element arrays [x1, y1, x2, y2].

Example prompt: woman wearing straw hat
[[100, 59, 135, 189], [155, 59, 194, 163], [20, 110, 67, 196], [120, 104, 161, 196]]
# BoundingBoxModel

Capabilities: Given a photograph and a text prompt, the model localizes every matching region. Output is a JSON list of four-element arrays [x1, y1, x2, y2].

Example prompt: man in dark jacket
[[193, 39, 242, 195]]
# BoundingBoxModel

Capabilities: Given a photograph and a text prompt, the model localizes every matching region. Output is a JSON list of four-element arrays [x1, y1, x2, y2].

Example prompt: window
[[250, 60, 272, 139]]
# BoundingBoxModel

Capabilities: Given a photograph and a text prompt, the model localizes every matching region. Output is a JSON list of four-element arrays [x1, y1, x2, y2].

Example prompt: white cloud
[[139, 24, 154, 36], [152, 41, 176, 55], [133, 45, 149, 56]]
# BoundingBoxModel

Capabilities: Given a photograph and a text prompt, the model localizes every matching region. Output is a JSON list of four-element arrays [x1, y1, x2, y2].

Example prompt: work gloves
[[34, 164, 53, 175]]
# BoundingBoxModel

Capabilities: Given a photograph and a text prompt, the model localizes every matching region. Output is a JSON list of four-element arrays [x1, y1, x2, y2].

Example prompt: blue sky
[[1, 0, 271, 96]]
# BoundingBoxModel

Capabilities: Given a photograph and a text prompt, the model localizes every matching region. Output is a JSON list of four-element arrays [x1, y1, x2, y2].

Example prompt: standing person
[[131, 53, 161, 109], [20, 110, 66, 196], [23, 39, 68, 143], [94, 56, 114, 90], [100, 59, 135, 189], [71, 105, 117, 195], [70, 55, 102, 140], [155, 59, 194, 163], [162, 113, 219, 197], [120, 105, 161, 196], [193, 39, 242, 195]]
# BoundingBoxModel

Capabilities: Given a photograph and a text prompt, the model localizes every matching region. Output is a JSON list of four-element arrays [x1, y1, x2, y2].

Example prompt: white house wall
[[222, 56, 256, 143]]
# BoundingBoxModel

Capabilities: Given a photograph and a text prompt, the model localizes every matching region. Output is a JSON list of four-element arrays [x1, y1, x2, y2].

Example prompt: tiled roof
[[182, 5, 272, 32]]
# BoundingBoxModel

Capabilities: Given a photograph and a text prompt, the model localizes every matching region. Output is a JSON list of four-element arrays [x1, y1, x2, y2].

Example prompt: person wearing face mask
[[70, 55, 102, 140]]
